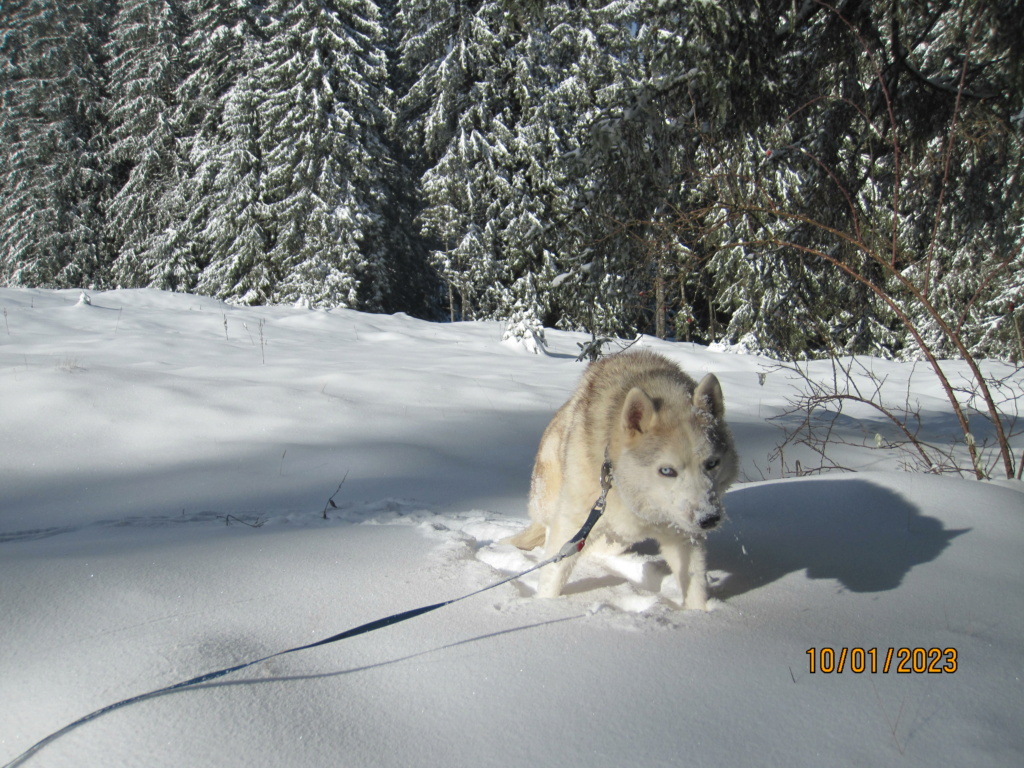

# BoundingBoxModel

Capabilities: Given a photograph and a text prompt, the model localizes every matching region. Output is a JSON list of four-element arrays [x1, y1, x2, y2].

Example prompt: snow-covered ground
[[1, 288, 1022, 767]]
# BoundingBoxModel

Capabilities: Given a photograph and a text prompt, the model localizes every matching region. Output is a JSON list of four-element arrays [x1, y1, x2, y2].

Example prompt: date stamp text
[[806, 647, 958, 674]]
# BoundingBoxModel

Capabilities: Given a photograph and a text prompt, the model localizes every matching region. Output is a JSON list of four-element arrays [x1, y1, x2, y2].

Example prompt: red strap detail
[[576, 539, 586, 552]]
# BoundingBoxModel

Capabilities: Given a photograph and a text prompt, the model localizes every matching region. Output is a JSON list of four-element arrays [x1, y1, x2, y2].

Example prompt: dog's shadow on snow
[[708, 476, 968, 599]]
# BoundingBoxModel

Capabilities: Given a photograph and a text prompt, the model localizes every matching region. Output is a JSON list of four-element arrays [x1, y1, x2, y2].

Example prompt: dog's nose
[[698, 513, 721, 530]]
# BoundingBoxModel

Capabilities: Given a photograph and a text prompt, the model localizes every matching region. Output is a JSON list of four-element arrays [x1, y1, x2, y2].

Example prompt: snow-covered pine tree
[[413, 5, 553, 334], [104, 0, 188, 289], [259, 0, 394, 309], [552, 0, 731, 342], [398, 0, 501, 320], [404, 1, 638, 340], [503, 1, 634, 344], [192, 57, 276, 304], [164, 0, 261, 293], [0, 0, 109, 287], [698, 0, 1023, 362], [746, 0, 909, 358], [175, 0, 256, 144], [191, 0, 396, 309], [371, 0, 438, 317], [883, 0, 1024, 361]]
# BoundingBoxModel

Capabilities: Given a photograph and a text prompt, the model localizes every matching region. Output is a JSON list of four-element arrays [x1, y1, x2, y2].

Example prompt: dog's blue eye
[[659, 467, 677, 478], [704, 457, 720, 471]]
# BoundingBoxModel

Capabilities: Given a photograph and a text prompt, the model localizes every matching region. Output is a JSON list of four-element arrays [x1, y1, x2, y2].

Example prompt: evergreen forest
[[2, 0, 1022, 361]]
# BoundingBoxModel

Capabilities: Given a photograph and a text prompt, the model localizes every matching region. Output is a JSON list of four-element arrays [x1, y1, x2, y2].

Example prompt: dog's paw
[[536, 567, 571, 599], [534, 582, 565, 599], [682, 587, 709, 611]]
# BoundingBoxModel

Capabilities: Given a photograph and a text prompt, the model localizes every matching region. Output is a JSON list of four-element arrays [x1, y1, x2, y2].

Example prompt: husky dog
[[509, 350, 738, 609]]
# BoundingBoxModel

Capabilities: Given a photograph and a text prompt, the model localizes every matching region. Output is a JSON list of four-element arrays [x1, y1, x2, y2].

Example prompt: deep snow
[[1, 288, 1022, 767]]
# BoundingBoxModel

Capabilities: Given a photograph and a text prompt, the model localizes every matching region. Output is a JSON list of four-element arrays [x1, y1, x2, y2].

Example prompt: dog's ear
[[622, 387, 656, 437], [693, 374, 725, 419]]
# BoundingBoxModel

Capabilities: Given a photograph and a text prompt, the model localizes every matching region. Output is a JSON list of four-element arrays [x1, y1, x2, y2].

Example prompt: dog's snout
[[698, 513, 721, 530]]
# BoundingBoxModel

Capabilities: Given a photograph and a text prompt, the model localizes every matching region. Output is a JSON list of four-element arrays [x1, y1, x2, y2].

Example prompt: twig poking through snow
[[242, 319, 267, 363], [322, 470, 350, 519]]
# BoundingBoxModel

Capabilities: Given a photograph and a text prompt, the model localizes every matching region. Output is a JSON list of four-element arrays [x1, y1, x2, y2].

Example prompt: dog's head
[[613, 374, 738, 536]]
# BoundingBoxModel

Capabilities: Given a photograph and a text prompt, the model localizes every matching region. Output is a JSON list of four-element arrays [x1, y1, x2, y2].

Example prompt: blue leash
[[3, 466, 611, 768]]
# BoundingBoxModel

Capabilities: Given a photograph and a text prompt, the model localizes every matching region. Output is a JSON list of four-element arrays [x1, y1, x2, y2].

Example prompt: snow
[[1, 287, 1022, 767]]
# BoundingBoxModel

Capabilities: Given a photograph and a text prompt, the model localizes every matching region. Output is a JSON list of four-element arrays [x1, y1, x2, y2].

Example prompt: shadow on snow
[[710, 476, 968, 598]]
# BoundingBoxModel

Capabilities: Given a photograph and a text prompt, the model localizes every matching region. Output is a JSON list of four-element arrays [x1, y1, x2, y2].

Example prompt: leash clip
[[600, 448, 613, 493]]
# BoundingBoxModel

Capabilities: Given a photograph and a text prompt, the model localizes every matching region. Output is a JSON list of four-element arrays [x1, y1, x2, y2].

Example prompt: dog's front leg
[[661, 537, 709, 610], [536, 556, 576, 598], [683, 540, 709, 610], [536, 519, 580, 598]]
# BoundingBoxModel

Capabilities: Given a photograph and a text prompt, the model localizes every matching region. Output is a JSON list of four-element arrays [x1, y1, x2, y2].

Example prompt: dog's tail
[[505, 521, 545, 550]]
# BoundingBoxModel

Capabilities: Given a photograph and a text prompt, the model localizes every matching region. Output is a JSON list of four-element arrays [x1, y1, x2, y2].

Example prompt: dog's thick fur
[[509, 350, 738, 609]]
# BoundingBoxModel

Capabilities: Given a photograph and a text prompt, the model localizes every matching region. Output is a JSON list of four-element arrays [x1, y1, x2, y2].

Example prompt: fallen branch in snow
[[219, 514, 265, 528], [575, 332, 642, 362]]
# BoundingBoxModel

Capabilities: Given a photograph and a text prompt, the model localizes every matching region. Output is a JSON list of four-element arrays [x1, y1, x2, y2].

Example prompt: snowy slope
[[1, 288, 1022, 767]]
